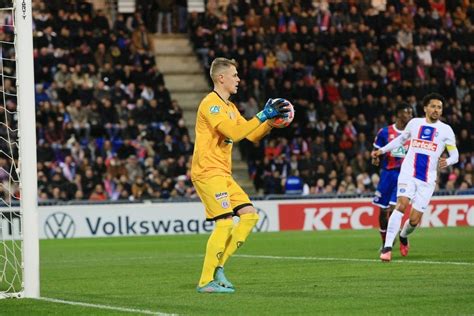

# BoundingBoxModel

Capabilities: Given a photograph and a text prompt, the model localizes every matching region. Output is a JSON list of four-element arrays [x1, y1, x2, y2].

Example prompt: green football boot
[[214, 267, 234, 289], [196, 280, 235, 293]]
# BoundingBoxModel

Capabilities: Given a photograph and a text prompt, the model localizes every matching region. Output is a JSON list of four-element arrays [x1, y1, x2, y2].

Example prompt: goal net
[[0, 0, 38, 299]]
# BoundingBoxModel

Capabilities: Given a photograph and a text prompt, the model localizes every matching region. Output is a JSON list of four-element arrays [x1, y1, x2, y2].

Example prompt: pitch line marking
[[38, 297, 177, 316], [43, 254, 474, 267], [236, 254, 474, 266]]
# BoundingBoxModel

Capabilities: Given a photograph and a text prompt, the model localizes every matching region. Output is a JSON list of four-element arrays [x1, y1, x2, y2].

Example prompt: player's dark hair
[[422, 93, 445, 107], [396, 102, 411, 113]]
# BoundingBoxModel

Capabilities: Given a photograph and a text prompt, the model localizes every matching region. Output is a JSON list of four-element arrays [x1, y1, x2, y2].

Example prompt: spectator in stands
[[89, 184, 107, 201], [156, 0, 173, 34], [132, 23, 154, 51]]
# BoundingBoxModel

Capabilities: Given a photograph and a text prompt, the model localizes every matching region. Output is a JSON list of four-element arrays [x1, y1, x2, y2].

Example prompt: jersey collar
[[392, 123, 403, 133], [212, 90, 230, 105]]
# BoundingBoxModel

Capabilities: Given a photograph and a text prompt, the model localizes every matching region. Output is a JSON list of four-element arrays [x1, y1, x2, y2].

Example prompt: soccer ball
[[268, 99, 294, 128]]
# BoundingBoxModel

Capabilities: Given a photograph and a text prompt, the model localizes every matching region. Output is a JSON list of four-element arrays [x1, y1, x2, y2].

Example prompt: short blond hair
[[209, 58, 237, 83]]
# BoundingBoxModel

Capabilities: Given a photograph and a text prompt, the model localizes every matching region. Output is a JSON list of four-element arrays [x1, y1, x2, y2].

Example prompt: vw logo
[[253, 207, 269, 232], [44, 212, 75, 239]]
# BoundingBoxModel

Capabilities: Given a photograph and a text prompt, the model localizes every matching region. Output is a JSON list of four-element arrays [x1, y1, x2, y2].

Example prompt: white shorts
[[396, 174, 435, 213]]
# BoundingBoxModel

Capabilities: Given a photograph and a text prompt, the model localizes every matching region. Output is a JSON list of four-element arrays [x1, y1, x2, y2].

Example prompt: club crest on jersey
[[210, 105, 220, 114], [221, 200, 230, 209], [374, 190, 381, 202], [418, 126, 435, 141]]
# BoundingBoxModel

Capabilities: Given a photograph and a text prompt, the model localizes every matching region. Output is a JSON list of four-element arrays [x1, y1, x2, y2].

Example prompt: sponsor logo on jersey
[[412, 139, 438, 151], [215, 192, 228, 200], [210, 105, 220, 114], [390, 146, 407, 158]]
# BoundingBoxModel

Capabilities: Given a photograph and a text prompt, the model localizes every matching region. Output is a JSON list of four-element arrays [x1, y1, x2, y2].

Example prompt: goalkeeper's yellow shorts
[[193, 175, 252, 221]]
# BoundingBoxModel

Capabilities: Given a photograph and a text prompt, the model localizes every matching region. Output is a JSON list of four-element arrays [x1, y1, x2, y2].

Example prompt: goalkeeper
[[191, 57, 289, 293]]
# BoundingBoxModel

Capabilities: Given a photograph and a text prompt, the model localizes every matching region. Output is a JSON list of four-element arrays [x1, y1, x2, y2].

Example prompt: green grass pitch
[[2, 227, 474, 315]]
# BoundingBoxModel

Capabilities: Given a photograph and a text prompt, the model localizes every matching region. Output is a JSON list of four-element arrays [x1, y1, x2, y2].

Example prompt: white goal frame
[[15, 0, 39, 298]]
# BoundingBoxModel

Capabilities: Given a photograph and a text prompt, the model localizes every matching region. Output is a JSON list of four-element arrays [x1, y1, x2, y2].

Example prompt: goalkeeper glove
[[256, 98, 290, 122]]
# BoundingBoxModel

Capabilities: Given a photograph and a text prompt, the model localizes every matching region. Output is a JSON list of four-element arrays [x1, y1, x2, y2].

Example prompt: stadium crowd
[[1, 0, 472, 203], [189, 0, 474, 195], [30, 0, 195, 201]]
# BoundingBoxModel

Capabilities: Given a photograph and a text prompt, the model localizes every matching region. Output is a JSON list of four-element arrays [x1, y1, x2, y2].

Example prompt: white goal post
[[16, 0, 39, 299], [0, 0, 38, 299]]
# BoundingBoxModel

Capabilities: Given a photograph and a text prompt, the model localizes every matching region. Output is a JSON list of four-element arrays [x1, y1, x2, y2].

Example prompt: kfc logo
[[278, 198, 474, 231], [421, 203, 474, 227], [279, 202, 376, 231]]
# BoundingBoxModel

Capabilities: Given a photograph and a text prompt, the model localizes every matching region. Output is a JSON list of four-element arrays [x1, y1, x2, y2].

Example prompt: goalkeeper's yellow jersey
[[191, 91, 243, 180]]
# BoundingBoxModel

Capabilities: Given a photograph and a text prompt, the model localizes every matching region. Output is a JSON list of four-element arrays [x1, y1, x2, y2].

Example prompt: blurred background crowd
[[1, 0, 472, 202], [30, 0, 194, 202], [188, 0, 474, 195]]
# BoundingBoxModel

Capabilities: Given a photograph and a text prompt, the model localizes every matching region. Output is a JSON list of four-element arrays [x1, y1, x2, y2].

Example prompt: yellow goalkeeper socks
[[198, 218, 233, 287], [219, 213, 259, 267]]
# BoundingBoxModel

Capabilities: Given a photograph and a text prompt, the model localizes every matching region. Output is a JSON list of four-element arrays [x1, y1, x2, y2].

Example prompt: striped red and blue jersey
[[373, 124, 408, 170]]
